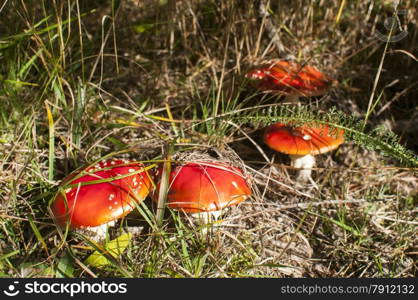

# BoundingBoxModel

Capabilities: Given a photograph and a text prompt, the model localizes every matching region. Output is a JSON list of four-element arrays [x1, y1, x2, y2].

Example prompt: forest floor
[[0, 0, 417, 277]]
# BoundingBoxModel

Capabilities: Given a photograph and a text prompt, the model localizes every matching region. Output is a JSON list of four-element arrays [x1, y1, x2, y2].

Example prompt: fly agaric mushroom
[[50, 158, 151, 240], [263, 123, 344, 182], [245, 60, 336, 104], [153, 162, 251, 224]]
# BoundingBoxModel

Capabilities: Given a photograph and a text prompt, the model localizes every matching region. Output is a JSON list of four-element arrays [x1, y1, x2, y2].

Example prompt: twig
[[257, 0, 285, 55]]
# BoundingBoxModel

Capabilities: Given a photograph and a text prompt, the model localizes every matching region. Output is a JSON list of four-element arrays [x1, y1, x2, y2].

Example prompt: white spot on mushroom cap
[[252, 73, 263, 79], [303, 134, 312, 141]]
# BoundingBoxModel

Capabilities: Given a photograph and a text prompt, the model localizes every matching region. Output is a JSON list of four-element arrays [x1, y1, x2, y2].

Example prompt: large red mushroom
[[263, 123, 345, 182], [153, 162, 251, 224], [245, 60, 336, 104], [50, 158, 152, 239]]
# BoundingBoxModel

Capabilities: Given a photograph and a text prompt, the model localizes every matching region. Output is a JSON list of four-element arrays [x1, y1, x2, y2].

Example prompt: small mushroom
[[50, 158, 152, 240], [263, 123, 344, 183], [153, 162, 251, 225], [245, 60, 336, 104]]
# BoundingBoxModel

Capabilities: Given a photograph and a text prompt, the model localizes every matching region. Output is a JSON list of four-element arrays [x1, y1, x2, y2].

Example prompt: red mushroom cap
[[153, 162, 251, 213], [263, 123, 345, 155], [51, 159, 151, 228], [245, 60, 336, 97]]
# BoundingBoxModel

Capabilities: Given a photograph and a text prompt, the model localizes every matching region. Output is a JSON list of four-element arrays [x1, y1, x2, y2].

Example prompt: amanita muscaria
[[50, 158, 152, 239], [153, 162, 251, 224], [263, 123, 345, 182], [245, 60, 336, 104]]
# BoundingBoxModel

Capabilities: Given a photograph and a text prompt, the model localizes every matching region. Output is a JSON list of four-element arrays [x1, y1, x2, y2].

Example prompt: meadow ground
[[0, 0, 417, 278]]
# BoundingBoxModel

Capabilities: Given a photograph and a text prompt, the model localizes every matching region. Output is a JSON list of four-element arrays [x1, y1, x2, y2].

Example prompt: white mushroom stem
[[191, 210, 223, 225], [289, 154, 316, 183], [285, 95, 300, 105], [189, 209, 226, 236], [80, 220, 116, 242]]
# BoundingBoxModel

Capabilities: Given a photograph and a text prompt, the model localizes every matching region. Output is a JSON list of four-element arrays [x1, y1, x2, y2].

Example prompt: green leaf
[[56, 252, 74, 278], [39, 266, 55, 277], [133, 23, 154, 33], [84, 233, 132, 268]]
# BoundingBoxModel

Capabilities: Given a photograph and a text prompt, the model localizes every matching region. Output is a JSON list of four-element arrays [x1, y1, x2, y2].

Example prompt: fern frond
[[201, 104, 418, 167]]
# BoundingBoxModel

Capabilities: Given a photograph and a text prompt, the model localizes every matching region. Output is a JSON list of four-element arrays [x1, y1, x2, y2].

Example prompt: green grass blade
[[28, 216, 49, 257]]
